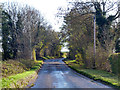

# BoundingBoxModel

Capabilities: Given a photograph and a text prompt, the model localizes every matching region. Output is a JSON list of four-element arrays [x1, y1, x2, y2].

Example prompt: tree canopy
[[2, 2, 61, 60]]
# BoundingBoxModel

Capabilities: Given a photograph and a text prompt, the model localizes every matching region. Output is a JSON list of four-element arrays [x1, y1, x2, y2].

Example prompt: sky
[[0, 0, 68, 32], [0, 0, 69, 52]]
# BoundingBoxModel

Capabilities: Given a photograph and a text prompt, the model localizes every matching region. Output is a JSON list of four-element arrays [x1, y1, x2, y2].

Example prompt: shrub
[[2, 59, 39, 78], [85, 45, 94, 68], [85, 45, 111, 71], [95, 47, 111, 72], [17, 59, 37, 70], [2, 60, 27, 77], [75, 53, 84, 67], [46, 56, 51, 59], [109, 53, 120, 75]]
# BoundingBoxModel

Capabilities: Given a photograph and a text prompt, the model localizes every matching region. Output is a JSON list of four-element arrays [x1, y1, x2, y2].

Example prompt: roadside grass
[[31, 60, 43, 71], [64, 59, 120, 88], [1, 59, 42, 78], [42, 57, 49, 60], [46, 56, 51, 59], [1, 60, 43, 88], [47, 56, 55, 59], [1, 70, 35, 88], [42, 56, 55, 60]]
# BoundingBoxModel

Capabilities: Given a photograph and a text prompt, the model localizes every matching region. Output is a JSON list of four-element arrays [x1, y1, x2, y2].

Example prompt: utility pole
[[30, 32, 32, 59], [91, 0, 96, 69], [93, 15, 96, 69]]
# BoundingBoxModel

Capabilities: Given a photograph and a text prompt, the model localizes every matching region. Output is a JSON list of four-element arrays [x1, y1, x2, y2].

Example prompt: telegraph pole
[[91, 0, 96, 69], [93, 15, 96, 69]]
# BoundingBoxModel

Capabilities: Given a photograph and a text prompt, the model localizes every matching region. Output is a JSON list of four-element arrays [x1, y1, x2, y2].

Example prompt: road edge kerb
[[63, 60, 120, 89]]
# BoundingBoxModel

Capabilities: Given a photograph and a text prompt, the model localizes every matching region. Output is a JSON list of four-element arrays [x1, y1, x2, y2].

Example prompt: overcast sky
[[0, 0, 68, 32]]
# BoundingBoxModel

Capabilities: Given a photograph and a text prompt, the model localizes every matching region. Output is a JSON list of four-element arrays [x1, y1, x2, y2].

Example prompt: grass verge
[[42, 56, 55, 60], [42, 57, 49, 60], [64, 59, 120, 88], [1, 60, 43, 88]]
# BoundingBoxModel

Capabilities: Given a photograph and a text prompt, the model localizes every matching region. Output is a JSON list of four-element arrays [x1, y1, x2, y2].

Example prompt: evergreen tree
[[2, 11, 13, 60]]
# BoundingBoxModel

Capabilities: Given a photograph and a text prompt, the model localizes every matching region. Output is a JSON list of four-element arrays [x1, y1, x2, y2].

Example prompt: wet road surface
[[31, 58, 112, 88]]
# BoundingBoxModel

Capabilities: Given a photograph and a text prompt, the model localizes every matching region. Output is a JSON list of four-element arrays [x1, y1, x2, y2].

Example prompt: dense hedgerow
[[109, 53, 120, 75], [2, 59, 38, 78]]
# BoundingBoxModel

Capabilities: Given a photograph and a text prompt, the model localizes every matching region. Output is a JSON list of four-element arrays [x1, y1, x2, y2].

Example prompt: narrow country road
[[31, 58, 112, 88]]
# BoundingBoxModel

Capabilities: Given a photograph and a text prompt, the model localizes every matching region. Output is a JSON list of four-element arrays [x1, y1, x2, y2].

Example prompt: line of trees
[[2, 2, 61, 60], [60, 0, 120, 71]]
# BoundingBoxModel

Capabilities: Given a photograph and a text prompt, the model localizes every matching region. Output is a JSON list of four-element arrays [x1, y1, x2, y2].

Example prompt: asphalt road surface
[[31, 58, 113, 88]]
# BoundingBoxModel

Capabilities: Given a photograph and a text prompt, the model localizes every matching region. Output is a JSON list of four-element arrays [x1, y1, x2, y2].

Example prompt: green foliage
[[65, 59, 120, 88], [75, 53, 84, 66], [1, 70, 35, 88], [2, 59, 42, 78], [2, 60, 26, 78], [17, 59, 38, 70], [1, 60, 43, 88], [46, 56, 51, 59], [62, 52, 68, 58], [2, 10, 18, 60], [42, 57, 49, 60], [45, 56, 54, 59], [61, 1, 118, 72], [109, 53, 120, 75], [95, 47, 111, 72], [33, 48, 36, 61], [30, 60, 43, 71], [85, 44, 111, 71], [2, 11, 13, 60], [61, 6, 95, 67], [85, 45, 95, 68], [2, 3, 62, 60]]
